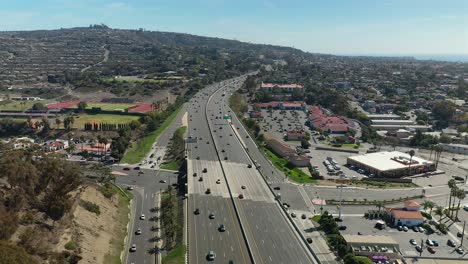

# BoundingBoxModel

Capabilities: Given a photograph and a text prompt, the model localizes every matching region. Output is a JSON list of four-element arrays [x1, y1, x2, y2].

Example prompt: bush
[[421, 211, 432, 220], [436, 223, 448, 234], [65, 241, 78, 251], [79, 200, 101, 215], [99, 182, 116, 198], [0, 241, 38, 264]]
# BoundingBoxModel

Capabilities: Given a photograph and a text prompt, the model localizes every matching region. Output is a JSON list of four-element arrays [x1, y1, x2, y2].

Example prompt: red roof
[[404, 201, 421, 208], [392, 210, 423, 219]]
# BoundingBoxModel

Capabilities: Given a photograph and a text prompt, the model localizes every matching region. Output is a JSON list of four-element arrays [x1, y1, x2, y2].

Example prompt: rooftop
[[260, 82, 304, 89], [392, 209, 424, 219], [348, 151, 433, 172], [343, 235, 398, 245], [404, 201, 421, 208]]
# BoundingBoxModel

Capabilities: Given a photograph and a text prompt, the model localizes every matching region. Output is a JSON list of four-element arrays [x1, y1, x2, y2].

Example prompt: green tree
[[77, 101, 88, 112], [455, 189, 466, 220], [31, 102, 47, 111], [432, 101, 456, 128], [434, 206, 444, 221], [408, 149, 415, 175]]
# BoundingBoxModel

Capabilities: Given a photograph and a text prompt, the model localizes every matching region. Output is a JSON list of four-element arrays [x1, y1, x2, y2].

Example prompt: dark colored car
[[194, 208, 200, 215], [338, 226, 347, 230], [247, 164, 252, 168], [202, 168, 208, 173], [306, 238, 313, 244], [206, 188, 211, 194]]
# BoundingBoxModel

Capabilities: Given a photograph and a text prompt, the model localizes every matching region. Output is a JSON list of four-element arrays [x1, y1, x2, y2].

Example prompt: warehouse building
[[347, 151, 435, 177]]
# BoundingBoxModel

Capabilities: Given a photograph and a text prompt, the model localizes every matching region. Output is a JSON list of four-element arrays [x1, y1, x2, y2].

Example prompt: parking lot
[[339, 216, 468, 259], [258, 109, 308, 141]]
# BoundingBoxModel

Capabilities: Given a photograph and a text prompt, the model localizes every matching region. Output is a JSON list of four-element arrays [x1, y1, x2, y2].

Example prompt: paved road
[[115, 166, 179, 264], [187, 77, 317, 263], [187, 77, 252, 263]]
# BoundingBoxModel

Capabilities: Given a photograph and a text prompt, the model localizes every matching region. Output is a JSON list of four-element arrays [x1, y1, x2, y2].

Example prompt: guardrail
[[226, 94, 322, 264]]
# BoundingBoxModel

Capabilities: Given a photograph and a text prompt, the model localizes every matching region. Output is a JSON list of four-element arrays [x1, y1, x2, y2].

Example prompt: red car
[[427, 247, 436, 254]]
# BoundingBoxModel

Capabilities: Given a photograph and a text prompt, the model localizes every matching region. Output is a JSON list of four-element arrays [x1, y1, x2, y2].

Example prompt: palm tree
[[450, 187, 460, 218], [427, 201, 436, 214], [408, 149, 415, 175], [448, 179, 456, 216], [375, 201, 385, 212], [434, 206, 444, 222], [434, 145, 443, 169], [455, 189, 466, 220], [422, 200, 432, 212]]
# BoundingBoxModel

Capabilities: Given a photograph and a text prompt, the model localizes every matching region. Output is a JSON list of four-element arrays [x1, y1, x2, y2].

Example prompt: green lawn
[[121, 105, 183, 164], [162, 244, 186, 264], [312, 215, 322, 223], [103, 185, 132, 264], [0, 100, 50, 111], [261, 146, 316, 184], [71, 103, 136, 111], [160, 161, 179, 171], [73, 114, 140, 129]]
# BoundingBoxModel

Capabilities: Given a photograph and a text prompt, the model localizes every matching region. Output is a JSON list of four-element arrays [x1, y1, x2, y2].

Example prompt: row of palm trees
[[422, 179, 467, 222]]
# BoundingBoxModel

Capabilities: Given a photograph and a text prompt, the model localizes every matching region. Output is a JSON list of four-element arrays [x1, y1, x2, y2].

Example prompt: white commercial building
[[347, 151, 435, 177], [439, 143, 468, 155]]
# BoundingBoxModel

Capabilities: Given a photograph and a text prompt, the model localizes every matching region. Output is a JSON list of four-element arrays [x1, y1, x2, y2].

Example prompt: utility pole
[[420, 239, 423, 256], [337, 183, 345, 220], [462, 221, 466, 247]]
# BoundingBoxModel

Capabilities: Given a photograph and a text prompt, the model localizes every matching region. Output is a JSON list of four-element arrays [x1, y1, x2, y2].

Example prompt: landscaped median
[[160, 126, 187, 171], [121, 105, 183, 164]]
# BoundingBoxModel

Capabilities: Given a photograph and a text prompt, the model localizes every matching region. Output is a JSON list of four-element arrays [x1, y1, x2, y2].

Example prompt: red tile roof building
[[308, 105, 355, 134], [260, 82, 305, 93]]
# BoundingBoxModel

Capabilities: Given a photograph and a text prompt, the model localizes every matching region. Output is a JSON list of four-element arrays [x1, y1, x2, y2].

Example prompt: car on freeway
[[218, 224, 226, 232], [209, 213, 215, 219], [199, 177, 203, 182], [216, 179, 221, 184], [134, 167, 140, 170], [415, 245, 423, 252], [130, 244, 137, 252], [456, 248, 464, 254], [159, 180, 167, 183], [241, 185, 246, 189], [207, 250, 216, 261], [196, 156, 200, 160], [206, 188, 211, 194], [306, 238, 313, 244], [247, 164, 252, 168], [238, 194, 244, 199], [194, 208, 200, 215], [193, 173, 197, 177], [427, 246, 436, 254], [426, 239, 434, 246], [224, 157, 228, 160], [221, 149, 225, 152], [274, 186, 281, 190], [202, 168, 208, 173], [127, 186, 134, 190], [410, 239, 417, 245], [447, 239, 456, 247], [135, 228, 142, 235]]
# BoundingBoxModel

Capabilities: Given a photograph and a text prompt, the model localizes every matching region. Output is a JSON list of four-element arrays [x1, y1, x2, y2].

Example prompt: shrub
[[435, 223, 448, 234], [79, 200, 101, 215], [421, 211, 432, 220], [64, 241, 78, 251], [99, 182, 116, 198]]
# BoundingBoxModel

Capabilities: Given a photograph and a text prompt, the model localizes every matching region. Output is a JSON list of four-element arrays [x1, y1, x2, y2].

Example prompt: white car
[[464, 205, 468, 211], [130, 244, 136, 252], [140, 214, 145, 220], [135, 228, 142, 235]]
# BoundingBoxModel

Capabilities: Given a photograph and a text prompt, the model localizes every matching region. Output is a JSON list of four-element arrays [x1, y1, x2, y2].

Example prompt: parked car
[[427, 246, 436, 254], [456, 248, 465, 254], [415, 245, 423, 252], [403, 226, 409, 232], [338, 226, 347, 230], [447, 239, 456, 247], [301, 214, 307, 219], [238, 194, 244, 199], [410, 239, 417, 245], [291, 213, 297, 218], [397, 225, 403, 231], [426, 239, 434, 246]]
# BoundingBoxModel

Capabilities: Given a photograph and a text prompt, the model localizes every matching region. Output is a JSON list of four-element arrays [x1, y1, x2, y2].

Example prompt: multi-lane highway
[[187, 75, 317, 263]]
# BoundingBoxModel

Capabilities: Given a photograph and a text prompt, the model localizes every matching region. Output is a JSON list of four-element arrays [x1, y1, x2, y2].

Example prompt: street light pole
[[338, 184, 344, 220], [462, 221, 466, 247]]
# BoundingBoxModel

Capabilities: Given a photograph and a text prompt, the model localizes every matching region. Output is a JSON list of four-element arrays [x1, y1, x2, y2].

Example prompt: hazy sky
[[2, 0, 467, 55]]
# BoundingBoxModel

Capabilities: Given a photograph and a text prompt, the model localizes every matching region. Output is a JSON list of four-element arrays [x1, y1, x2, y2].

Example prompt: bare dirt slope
[[55, 185, 120, 264]]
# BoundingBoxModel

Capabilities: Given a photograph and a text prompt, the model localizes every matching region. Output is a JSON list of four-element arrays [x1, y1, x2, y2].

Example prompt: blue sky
[[1, 0, 467, 55]]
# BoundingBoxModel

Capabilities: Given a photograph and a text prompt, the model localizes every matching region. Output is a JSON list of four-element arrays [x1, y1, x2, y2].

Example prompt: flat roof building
[[367, 114, 401, 120], [347, 151, 435, 177]]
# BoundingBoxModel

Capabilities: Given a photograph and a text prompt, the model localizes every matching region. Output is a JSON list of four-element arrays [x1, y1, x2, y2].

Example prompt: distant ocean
[[341, 54, 468, 63]]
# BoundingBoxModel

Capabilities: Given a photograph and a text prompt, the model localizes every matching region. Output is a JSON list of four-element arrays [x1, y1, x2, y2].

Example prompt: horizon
[[1, 0, 467, 56]]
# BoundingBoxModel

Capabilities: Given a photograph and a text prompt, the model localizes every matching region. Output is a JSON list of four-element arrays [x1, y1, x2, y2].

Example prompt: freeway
[[186, 76, 317, 263], [187, 77, 251, 263]]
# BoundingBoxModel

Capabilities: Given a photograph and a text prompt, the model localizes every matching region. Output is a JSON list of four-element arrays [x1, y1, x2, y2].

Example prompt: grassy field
[[160, 161, 179, 171], [162, 244, 186, 264], [73, 114, 140, 129], [103, 185, 132, 264], [261, 146, 317, 184], [0, 100, 50, 111], [122, 105, 183, 164]]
